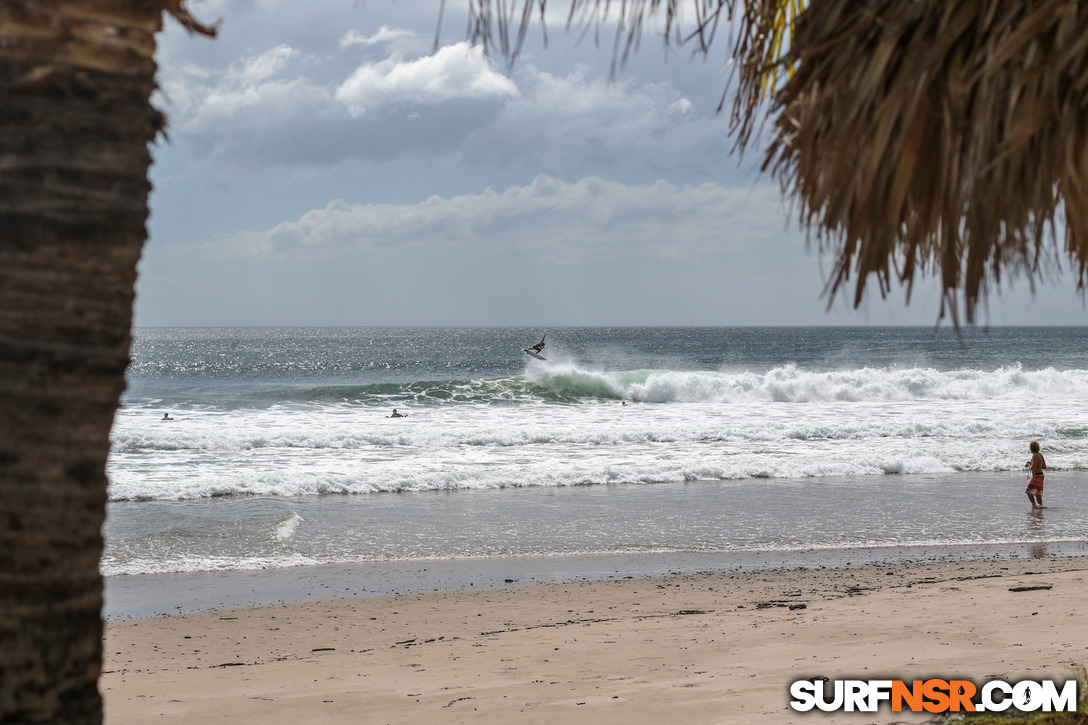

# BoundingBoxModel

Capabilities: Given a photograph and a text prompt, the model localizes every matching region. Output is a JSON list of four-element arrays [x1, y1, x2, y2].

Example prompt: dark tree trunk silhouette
[[0, 2, 211, 721]]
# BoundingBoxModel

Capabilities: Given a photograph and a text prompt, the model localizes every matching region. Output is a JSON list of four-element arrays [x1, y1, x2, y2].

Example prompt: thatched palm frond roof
[[756, 0, 1088, 324], [462, 0, 1088, 324]]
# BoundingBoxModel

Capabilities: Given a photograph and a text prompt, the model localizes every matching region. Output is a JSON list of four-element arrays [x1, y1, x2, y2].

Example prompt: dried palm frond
[[459, 1, 741, 71], [463, 0, 1088, 324], [748, 0, 1088, 323], [166, 0, 219, 37]]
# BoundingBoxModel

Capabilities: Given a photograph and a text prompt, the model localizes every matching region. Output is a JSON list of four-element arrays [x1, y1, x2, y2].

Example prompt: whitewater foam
[[102, 327, 1088, 578]]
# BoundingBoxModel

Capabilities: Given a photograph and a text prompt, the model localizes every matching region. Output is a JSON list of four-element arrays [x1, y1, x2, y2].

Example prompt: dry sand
[[102, 556, 1088, 724]]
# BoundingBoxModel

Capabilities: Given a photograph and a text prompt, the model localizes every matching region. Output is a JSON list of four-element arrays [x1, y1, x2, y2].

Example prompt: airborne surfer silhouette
[[527, 334, 546, 353]]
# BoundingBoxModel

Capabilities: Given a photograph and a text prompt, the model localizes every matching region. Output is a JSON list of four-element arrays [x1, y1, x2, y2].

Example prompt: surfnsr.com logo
[[789, 678, 1078, 714]]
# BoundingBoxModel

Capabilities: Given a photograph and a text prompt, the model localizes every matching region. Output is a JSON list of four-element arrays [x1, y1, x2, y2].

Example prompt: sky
[[136, 0, 1088, 327]]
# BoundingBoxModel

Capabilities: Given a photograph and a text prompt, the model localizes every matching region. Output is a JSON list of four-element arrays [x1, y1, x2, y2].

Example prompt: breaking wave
[[145, 363, 1088, 407]]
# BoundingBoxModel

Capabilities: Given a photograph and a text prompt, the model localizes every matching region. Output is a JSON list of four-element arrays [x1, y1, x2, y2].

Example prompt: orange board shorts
[[1026, 474, 1044, 496]]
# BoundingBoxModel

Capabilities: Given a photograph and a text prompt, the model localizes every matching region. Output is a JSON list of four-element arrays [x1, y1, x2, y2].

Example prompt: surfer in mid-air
[[523, 334, 547, 360]]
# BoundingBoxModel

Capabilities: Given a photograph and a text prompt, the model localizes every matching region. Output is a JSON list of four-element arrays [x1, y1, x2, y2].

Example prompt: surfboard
[[523, 348, 546, 360]]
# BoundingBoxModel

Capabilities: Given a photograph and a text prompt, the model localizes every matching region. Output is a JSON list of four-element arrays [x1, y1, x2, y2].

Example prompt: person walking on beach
[[1025, 440, 1046, 508]]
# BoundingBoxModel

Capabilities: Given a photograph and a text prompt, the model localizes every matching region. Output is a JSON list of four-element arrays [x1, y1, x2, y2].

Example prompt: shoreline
[[102, 553, 1088, 724], [103, 539, 1088, 621]]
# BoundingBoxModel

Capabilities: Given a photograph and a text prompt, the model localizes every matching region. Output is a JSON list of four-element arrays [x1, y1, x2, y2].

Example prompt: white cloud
[[241, 44, 298, 82], [155, 33, 725, 174], [339, 26, 416, 49], [162, 44, 330, 132], [216, 176, 787, 261], [335, 42, 518, 117], [157, 38, 520, 162], [460, 63, 725, 172], [669, 98, 694, 114]]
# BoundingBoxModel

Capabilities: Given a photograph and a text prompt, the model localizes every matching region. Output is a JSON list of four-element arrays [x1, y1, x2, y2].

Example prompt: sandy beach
[[102, 555, 1088, 724]]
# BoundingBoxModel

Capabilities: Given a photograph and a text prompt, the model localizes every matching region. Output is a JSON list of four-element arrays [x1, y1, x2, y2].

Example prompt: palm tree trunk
[[0, 1, 169, 721]]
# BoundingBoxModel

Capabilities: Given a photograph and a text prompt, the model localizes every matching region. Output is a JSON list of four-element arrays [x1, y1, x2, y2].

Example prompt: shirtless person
[[1024, 440, 1046, 508]]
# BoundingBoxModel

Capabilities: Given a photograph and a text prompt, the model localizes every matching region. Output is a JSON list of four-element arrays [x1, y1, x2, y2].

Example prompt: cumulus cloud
[[157, 37, 521, 165], [161, 44, 328, 133], [462, 64, 723, 171], [335, 42, 518, 117], [241, 44, 298, 82], [339, 26, 416, 49], [155, 19, 722, 173], [216, 176, 786, 261]]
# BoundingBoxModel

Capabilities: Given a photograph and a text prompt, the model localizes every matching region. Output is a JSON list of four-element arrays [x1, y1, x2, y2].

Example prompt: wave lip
[[123, 363, 1088, 409]]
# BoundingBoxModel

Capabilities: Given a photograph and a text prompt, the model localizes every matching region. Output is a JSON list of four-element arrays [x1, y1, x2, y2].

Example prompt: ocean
[[104, 326, 1088, 616]]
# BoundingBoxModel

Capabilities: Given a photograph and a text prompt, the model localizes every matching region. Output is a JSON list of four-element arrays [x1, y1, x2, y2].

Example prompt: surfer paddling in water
[[1025, 440, 1046, 508], [388, 408, 407, 418]]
